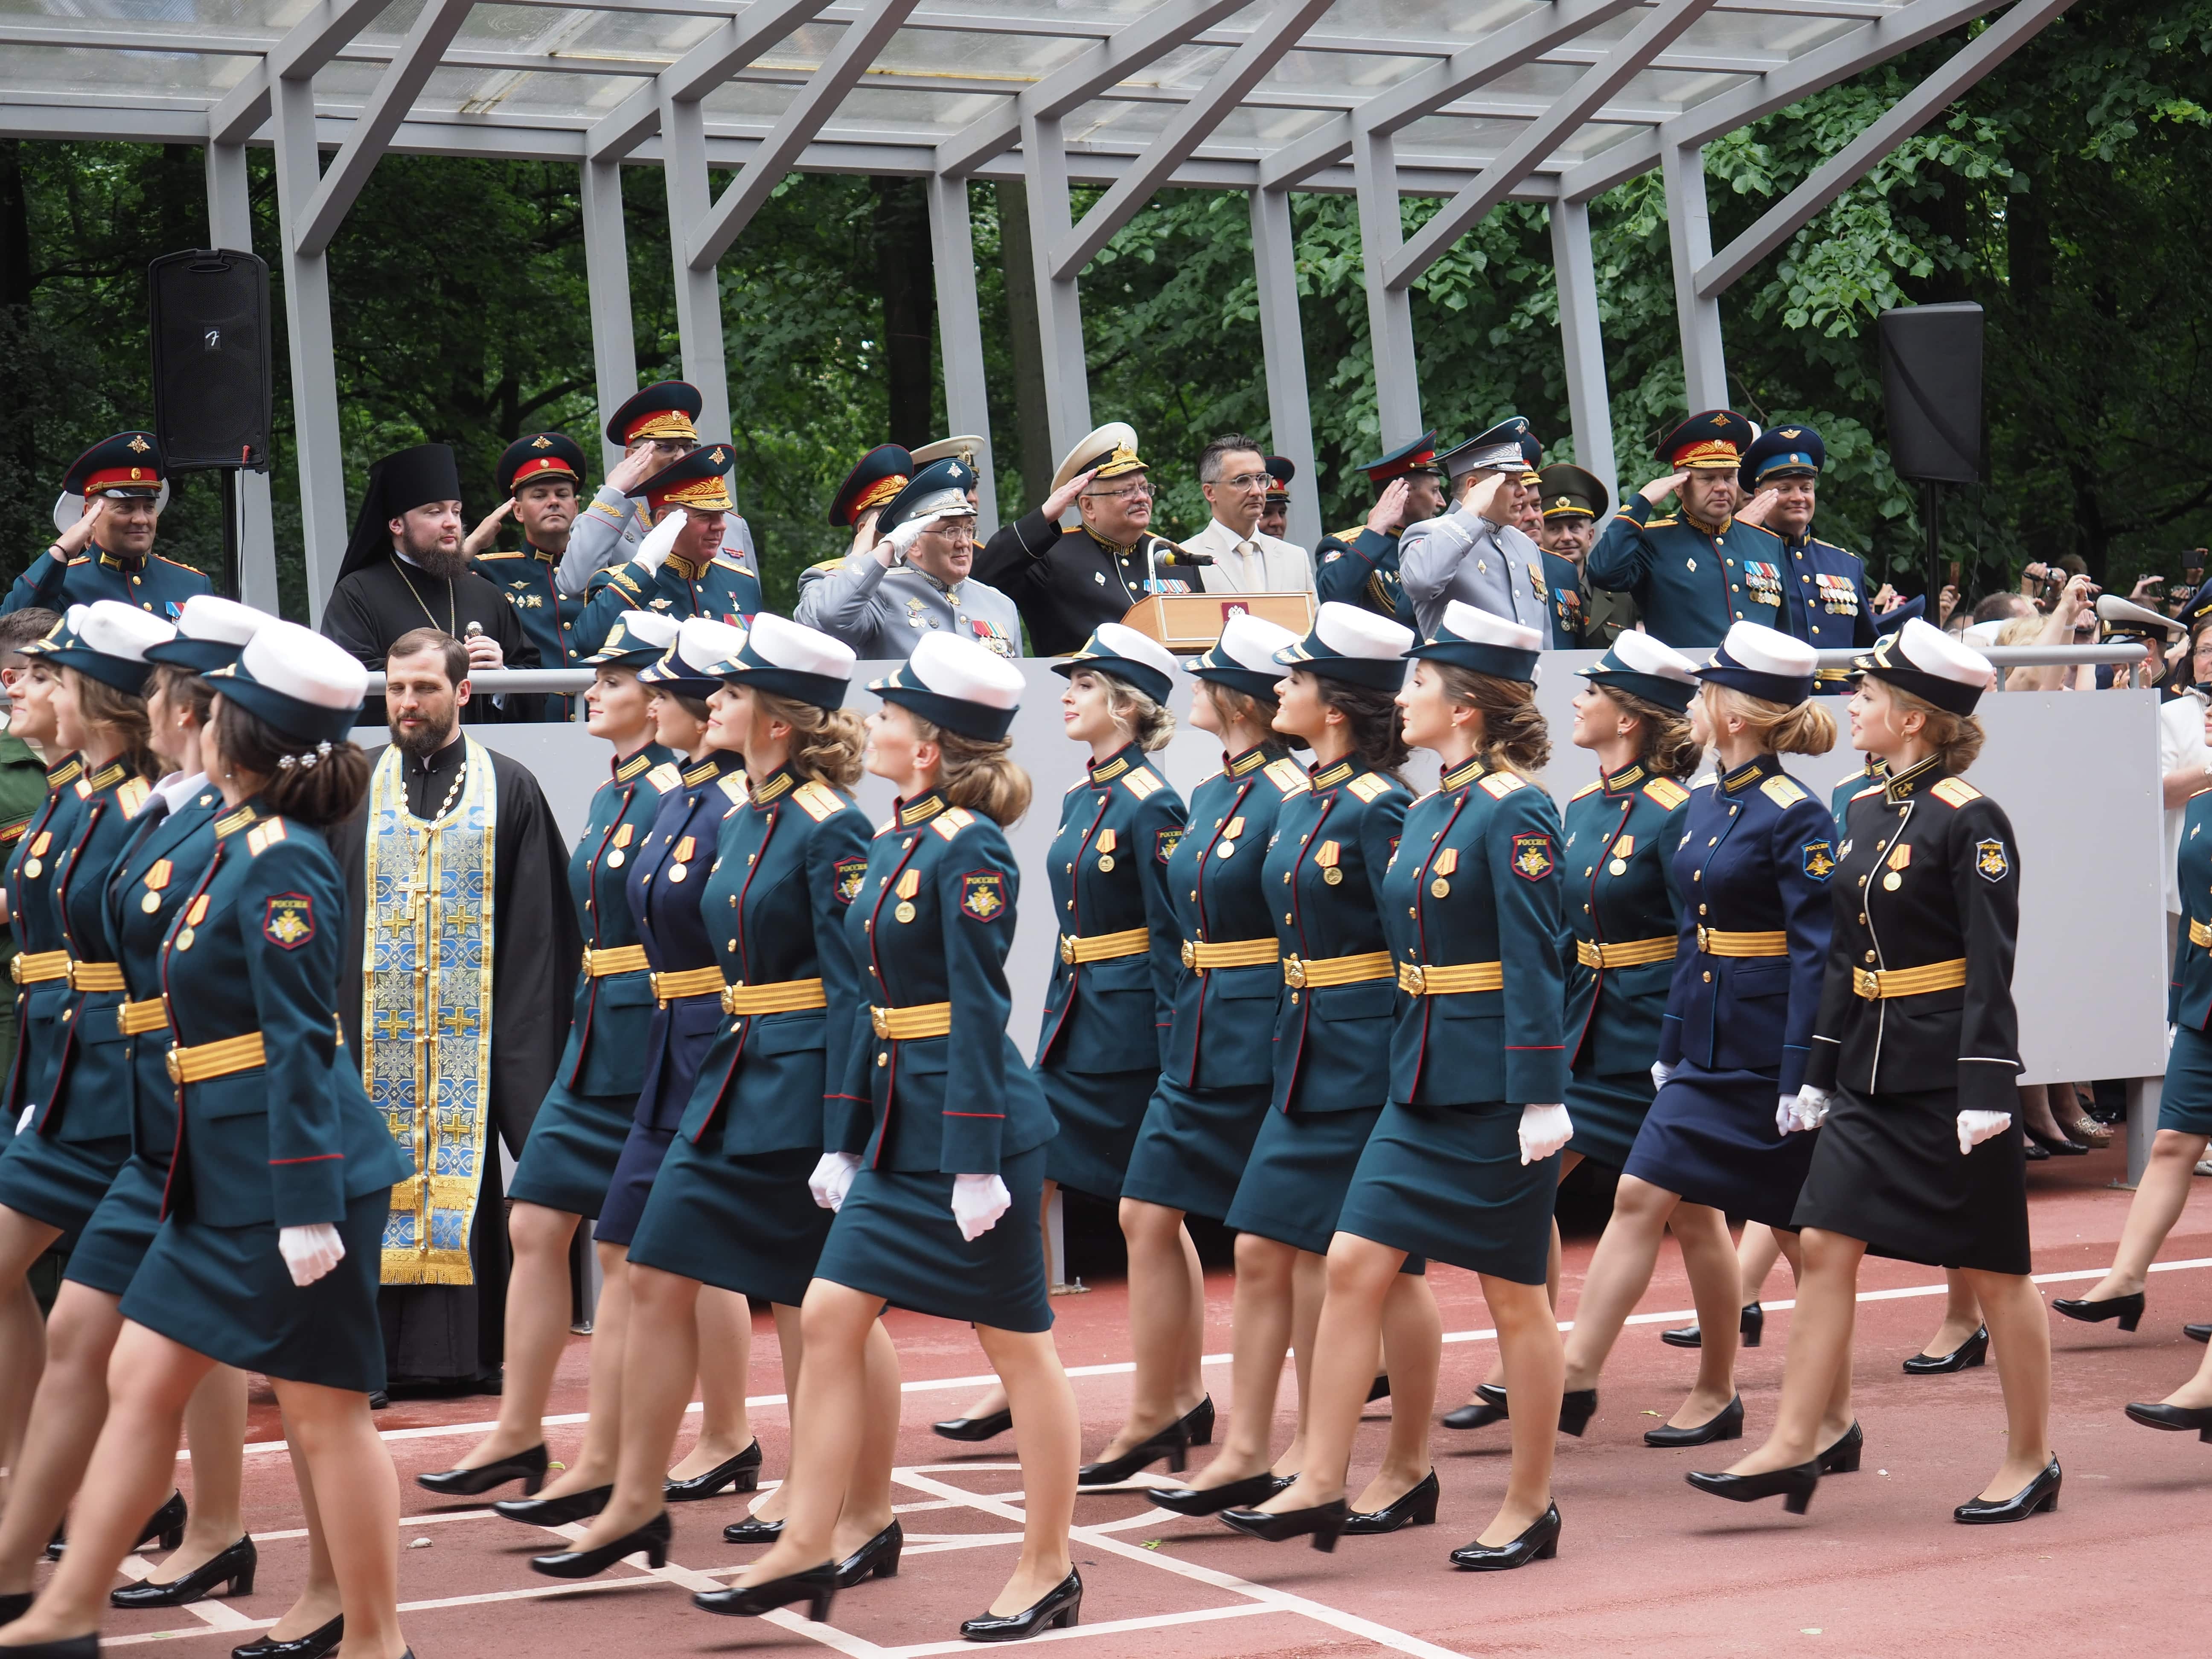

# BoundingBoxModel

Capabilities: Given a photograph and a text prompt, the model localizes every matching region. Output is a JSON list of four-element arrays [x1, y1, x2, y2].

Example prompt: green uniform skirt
[[1120, 1077, 1272, 1222], [1565, 1068, 1657, 1170], [1225, 1104, 1422, 1272], [507, 1079, 636, 1219], [626, 1139, 830, 1307], [1039, 1064, 1155, 1202], [63, 1154, 167, 1296], [1336, 1099, 1553, 1285], [814, 1146, 1052, 1333], [0, 1126, 128, 1243]]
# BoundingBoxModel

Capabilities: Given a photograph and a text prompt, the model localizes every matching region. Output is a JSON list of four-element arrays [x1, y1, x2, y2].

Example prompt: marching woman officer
[[704, 632, 1084, 1642], [1694, 619, 2052, 1521], [0, 621, 413, 1659], [1226, 602, 1572, 1566], [536, 614, 890, 1581], [421, 610, 680, 1508], [1548, 623, 1842, 1452]]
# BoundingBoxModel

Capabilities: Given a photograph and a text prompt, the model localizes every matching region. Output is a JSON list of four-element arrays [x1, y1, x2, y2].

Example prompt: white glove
[[632, 511, 684, 574], [950, 1173, 1012, 1242], [15, 1105, 31, 1134], [1957, 1110, 2011, 1155], [2169, 1023, 2179, 1054], [1517, 1104, 1573, 1164], [808, 1151, 861, 1212], [1777, 1087, 1833, 1135], [882, 514, 932, 562], [1650, 1060, 1677, 1092], [278, 1223, 346, 1289]]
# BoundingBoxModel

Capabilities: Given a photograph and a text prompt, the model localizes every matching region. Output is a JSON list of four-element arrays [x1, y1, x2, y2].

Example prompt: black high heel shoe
[[932, 1408, 1013, 1443], [1448, 1502, 1560, 1570], [494, 1485, 611, 1526], [1685, 1460, 1820, 1514], [1816, 1421, 1864, 1474], [1558, 1388, 1598, 1437], [1903, 1324, 1988, 1374], [416, 1442, 548, 1498], [1147, 1470, 1289, 1516], [2051, 1292, 2144, 1332], [1077, 1397, 1211, 1486], [1643, 1395, 1743, 1448], [0, 1635, 98, 1657], [47, 1487, 188, 1563], [0, 1592, 30, 1628], [231, 1615, 342, 1659], [1344, 1470, 1438, 1535], [527, 1510, 671, 1578], [723, 1515, 785, 1544], [1954, 1457, 2061, 1523], [831, 1520, 903, 1588], [2124, 1401, 2212, 1441], [664, 1439, 761, 1502], [1441, 1382, 1508, 1431], [1365, 1375, 1391, 1404], [693, 1561, 837, 1621], [1218, 1497, 1348, 1552], [111, 1535, 257, 1607], [2186, 1322, 2211, 1345], [2024, 1124, 2089, 1155], [1660, 1302, 1763, 1350], [961, 1569, 1082, 1642]]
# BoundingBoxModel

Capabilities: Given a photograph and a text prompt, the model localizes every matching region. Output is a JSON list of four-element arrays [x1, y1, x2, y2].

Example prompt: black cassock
[[321, 556, 545, 725], [332, 736, 582, 1390]]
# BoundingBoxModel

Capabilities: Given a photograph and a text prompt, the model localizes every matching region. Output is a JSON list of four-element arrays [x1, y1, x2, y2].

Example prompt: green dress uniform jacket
[[1, 755, 87, 1130], [0, 731, 51, 1100], [574, 547, 764, 658], [1541, 550, 1587, 648], [1314, 527, 1415, 631], [1831, 758, 1883, 831], [558, 747, 676, 1100], [2, 547, 211, 619], [1562, 764, 1693, 1078], [471, 544, 588, 717], [38, 763, 155, 1146], [1584, 498, 1784, 649], [2174, 788, 2212, 1032]]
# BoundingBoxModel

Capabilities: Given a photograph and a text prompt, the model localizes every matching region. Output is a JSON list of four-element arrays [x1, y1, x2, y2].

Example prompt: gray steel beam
[[1022, 112, 1090, 469], [1662, 141, 1728, 411], [660, 91, 733, 447], [1385, 0, 1719, 289], [1353, 128, 1422, 446], [203, 140, 281, 613], [1549, 197, 1617, 505], [1695, 0, 2077, 297], [205, 0, 393, 146], [583, 0, 836, 163], [581, 156, 641, 475], [268, 73, 349, 623], [1249, 185, 1321, 555], [926, 173, 1001, 539]]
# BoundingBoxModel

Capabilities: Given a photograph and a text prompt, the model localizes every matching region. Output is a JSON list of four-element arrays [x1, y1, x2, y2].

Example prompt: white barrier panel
[[387, 656, 2165, 1090]]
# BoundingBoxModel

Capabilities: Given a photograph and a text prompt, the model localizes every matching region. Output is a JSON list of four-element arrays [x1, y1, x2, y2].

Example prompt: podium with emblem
[[1118, 592, 1316, 653]]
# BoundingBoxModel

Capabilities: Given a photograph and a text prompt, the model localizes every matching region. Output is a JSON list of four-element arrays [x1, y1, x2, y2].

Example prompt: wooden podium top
[[1118, 591, 1316, 653]]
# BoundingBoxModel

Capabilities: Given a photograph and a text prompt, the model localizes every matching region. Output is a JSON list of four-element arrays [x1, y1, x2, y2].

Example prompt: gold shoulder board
[[1570, 779, 1603, 802], [246, 818, 289, 857], [116, 777, 150, 817], [1930, 777, 1983, 808], [1761, 775, 1807, 808], [1642, 777, 1689, 810], [1645, 516, 1679, 528], [932, 806, 976, 841], [1121, 769, 1161, 800], [1264, 758, 1309, 796], [718, 774, 748, 805], [645, 762, 684, 794], [1479, 772, 1525, 799], [794, 780, 841, 822], [1346, 772, 1389, 802]]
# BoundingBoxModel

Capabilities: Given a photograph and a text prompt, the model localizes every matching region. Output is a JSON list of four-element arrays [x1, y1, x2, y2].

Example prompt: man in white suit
[[1179, 433, 1314, 596]]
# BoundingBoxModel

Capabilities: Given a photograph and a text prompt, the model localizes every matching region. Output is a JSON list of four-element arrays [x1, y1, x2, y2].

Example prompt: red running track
[[66, 1149, 2212, 1658]]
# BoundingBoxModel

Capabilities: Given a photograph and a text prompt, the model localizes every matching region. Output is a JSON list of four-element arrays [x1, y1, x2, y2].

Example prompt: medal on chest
[[1610, 834, 1633, 876], [668, 833, 696, 882], [174, 894, 209, 952], [1883, 842, 1911, 890], [1315, 839, 1343, 885], [1214, 815, 1244, 859], [1430, 846, 1457, 898], [1095, 827, 1116, 873], [607, 822, 634, 868], [23, 830, 49, 879], [894, 866, 921, 923], [140, 858, 172, 914]]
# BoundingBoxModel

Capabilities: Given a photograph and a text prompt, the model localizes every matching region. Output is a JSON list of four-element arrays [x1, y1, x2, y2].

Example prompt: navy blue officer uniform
[[0, 603, 173, 1236], [0, 745, 90, 1147], [575, 445, 764, 655], [2162, 762, 2212, 1132], [4, 434, 212, 619], [1034, 623, 1187, 1200], [121, 623, 409, 1393], [505, 611, 683, 1222], [1794, 623, 2029, 1272], [1313, 432, 1438, 632], [813, 633, 1059, 1331], [628, 616, 872, 1310], [472, 432, 594, 720], [1585, 411, 1784, 650], [593, 617, 752, 1250], [1624, 623, 1836, 1230], [1223, 602, 1419, 1261], [1559, 634, 1704, 1168], [1122, 615, 1308, 1221]]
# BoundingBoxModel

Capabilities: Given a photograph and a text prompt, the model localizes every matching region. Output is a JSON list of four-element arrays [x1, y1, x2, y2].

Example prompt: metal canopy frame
[[1, 0, 2072, 616]]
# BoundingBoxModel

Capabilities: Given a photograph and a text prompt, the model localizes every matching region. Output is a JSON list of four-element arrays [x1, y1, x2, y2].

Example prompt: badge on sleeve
[[1155, 827, 1182, 864], [1510, 833, 1554, 881], [1976, 838, 2010, 882], [961, 870, 1007, 922], [263, 893, 315, 950], [833, 855, 868, 905], [1802, 840, 1837, 882]]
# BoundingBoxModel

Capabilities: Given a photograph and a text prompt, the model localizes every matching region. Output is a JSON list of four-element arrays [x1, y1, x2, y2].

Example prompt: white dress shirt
[[1182, 515, 1314, 596]]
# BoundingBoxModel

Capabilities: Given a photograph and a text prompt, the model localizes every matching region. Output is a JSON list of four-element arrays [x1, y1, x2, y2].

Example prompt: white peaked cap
[[172, 594, 270, 646], [744, 612, 858, 678], [1889, 616, 1995, 691], [1087, 620, 1178, 683], [1608, 627, 1701, 686], [1314, 600, 1415, 660], [909, 629, 1023, 708], [76, 600, 175, 660], [1205, 612, 1301, 675], [617, 610, 680, 649], [1719, 620, 1818, 677], [240, 620, 370, 710], [1439, 599, 1542, 652], [671, 616, 747, 676]]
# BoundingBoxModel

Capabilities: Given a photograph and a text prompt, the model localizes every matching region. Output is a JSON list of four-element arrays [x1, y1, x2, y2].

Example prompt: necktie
[[1236, 540, 1257, 590]]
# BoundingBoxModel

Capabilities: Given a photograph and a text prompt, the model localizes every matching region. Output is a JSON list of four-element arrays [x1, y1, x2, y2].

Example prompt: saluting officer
[[1537, 463, 1633, 648], [566, 382, 758, 591], [5, 435, 211, 619], [1585, 411, 1785, 649], [1314, 433, 1445, 631], [577, 445, 763, 649], [1398, 419, 1550, 641], [469, 431, 594, 718], [797, 457, 1022, 661]]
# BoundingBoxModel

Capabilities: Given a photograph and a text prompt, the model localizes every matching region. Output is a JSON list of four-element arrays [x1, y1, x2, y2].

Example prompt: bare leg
[[1477, 1152, 1577, 1391], [448, 1202, 579, 1469], [1094, 1199, 1206, 1461], [2156, 1316, 2212, 1408], [738, 1281, 882, 1586], [1736, 1221, 1782, 1304], [152, 1365, 250, 1581], [1354, 1272, 1440, 1512], [1723, 1229, 1866, 1475], [1664, 1202, 1743, 1426], [570, 1262, 702, 1547], [743, 1302, 806, 1525], [2081, 1129, 2211, 1300], [945, 1183, 1056, 1426], [1560, 1175, 1685, 1388], [0, 1284, 124, 1595], [268, 1378, 405, 1659], [972, 1324, 1077, 1616], [828, 1320, 902, 1559], [1258, 1235, 1404, 1511], [265, 1439, 342, 1642], [0, 1208, 64, 1496], [670, 1286, 752, 1479], [1175, 1232, 1293, 1490], [1962, 1269, 2053, 1499], [1916, 1270, 1985, 1357], [1280, 1249, 1325, 1476], [1476, 1276, 1562, 1544], [536, 1240, 630, 1498]]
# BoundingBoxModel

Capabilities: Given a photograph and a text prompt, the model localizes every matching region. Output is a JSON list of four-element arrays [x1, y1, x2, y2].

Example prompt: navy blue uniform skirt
[[1623, 1062, 1817, 1231], [121, 1189, 390, 1394], [594, 1121, 677, 1248], [1566, 1069, 1657, 1170], [1039, 1065, 1154, 1201], [64, 1155, 168, 1296], [2160, 1025, 2212, 1136], [1119, 1077, 1272, 1222], [814, 1146, 1052, 1333], [1225, 1105, 1422, 1272], [507, 1080, 636, 1219], [627, 1140, 830, 1307], [0, 1127, 129, 1243], [1336, 1100, 1552, 1284], [1793, 1086, 2032, 1275]]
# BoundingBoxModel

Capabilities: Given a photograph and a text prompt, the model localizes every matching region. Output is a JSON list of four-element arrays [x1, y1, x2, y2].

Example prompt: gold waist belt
[[166, 1031, 264, 1085], [1182, 937, 1280, 972], [1397, 960, 1503, 996], [1852, 959, 1967, 1000], [651, 965, 726, 1006], [118, 996, 169, 1036], [68, 960, 125, 993], [1282, 950, 1394, 990], [1696, 927, 1788, 958], [582, 944, 649, 977], [11, 950, 68, 985], [870, 1002, 952, 1041], [2192, 919, 2212, 949], [723, 978, 827, 1016], [1059, 927, 1149, 965], [1577, 936, 1679, 969]]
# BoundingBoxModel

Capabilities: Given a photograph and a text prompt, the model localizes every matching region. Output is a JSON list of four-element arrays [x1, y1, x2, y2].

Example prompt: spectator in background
[[1180, 434, 1314, 594], [2006, 572, 2101, 691]]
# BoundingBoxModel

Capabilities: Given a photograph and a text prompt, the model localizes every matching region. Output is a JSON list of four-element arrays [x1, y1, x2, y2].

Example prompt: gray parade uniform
[[1398, 504, 1551, 639], [794, 550, 1023, 661], [559, 485, 758, 597]]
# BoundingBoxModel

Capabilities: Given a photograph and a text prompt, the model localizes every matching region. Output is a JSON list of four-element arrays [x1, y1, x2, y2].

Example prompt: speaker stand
[[220, 469, 242, 602], [1922, 479, 1943, 613]]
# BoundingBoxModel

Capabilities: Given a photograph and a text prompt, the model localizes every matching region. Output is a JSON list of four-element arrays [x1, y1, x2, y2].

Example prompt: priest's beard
[[400, 530, 471, 582], [397, 707, 459, 761]]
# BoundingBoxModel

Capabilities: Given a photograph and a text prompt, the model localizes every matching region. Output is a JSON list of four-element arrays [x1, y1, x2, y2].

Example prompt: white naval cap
[[31, 599, 176, 694], [712, 612, 857, 710], [1696, 619, 1819, 706], [870, 629, 1025, 740], [1441, 600, 1543, 652], [1275, 601, 1417, 690], [2096, 592, 2186, 642], [667, 617, 748, 678], [1857, 615, 1995, 714], [1186, 612, 1301, 695], [1581, 627, 1701, 711], [1406, 599, 1544, 682], [143, 595, 270, 673], [1055, 620, 1179, 704], [215, 618, 370, 743]]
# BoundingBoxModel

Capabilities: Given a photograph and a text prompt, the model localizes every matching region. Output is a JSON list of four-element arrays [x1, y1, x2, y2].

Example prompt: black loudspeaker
[[148, 248, 273, 472], [1877, 302, 1983, 484]]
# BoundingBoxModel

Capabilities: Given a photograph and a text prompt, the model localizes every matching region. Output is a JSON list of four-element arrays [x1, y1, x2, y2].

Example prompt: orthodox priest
[[329, 627, 578, 1395], [322, 442, 544, 723]]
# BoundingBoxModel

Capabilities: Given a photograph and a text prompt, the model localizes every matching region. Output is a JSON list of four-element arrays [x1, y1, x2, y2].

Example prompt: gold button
[[1699, 904, 1707, 915], [1284, 914, 1292, 925], [1289, 992, 1298, 1004], [727, 940, 736, 950], [1864, 951, 1876, 963], [1702, 970, 1711, 983], [876, 1052, 887, 1067]]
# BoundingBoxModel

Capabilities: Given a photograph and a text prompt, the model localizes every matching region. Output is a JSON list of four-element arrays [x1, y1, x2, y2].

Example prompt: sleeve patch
[[1347, 772, 1389, 802], [1121, 768, 1162, 800], [1975, 838, 2010, 882], [960, 870, 1007, 923], [1264, 758, 1309, 796], [1155, 827, 1182, 864], [1802, 840, 1837, 882], [833, 854, 868, 905], [263, 893, 314, 949], [1510, 832, 1554, 882], [1642, 777, 1689, 810], [1932, 777, 1984, 808], [1761, 775, 1808, 808], [1480, 772, 1525, 798]]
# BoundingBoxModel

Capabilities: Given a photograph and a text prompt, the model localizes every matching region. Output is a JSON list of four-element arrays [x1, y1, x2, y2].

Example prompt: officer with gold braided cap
[[5, 434, 210, 618]]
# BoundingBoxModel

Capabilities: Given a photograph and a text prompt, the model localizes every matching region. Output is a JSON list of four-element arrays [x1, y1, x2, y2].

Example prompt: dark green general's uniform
[[815, 790, 1058, 1331], [0, 755, 86, 1150], [1034, 744, 1186, 1200], [1831, 758, 1884, 831], [505, 745, 677, 1220], [1333, 758, 1568, 1284], [1584, 501, 1784, 649], [1121, 747, 1306, 1221], [1560, 765, 1693, 1168], [472, 547, 588, 719], [2, 550, 210, 620], [576, 547, 763, 654], [627, 767, 871, 1308], [1223, 757, 1412, 1258], [0, 732, 51, 1106], [1540, 550, 1587, 647], [119, 804, 412, 1393], [1315, 527, 1415, 631]]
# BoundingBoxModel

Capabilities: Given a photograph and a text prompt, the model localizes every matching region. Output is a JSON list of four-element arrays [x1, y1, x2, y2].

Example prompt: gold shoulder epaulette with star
[[644, 762, 684, 794], [152, 553, 206, 574], [116, 777, 150, 817], [245, 817, 289, 856], [1263, 758, 1308, 797], [1121, 768, 1162, 801], [1849, 783, 1884, 803], [1346, 772, 1389, 802], [932, 806, 977, 841], [1645, 516, 1680, 529], [1642, 777, 1689, 810], [710, 553, 751, 573], [1570, 779, 1603, 802], [793, 780, 844, 822], [801, 557, 844, 576], [0, 822, 23, 845], [718, 774, 748, 805], [1735, 521, 1783, 541], [1480, 771, 1525, 799], [1761, 775, 1808, 808], [476, 550, 522, 562], [64, 555, 92, 568], [1930, 777, 1983, 808]]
